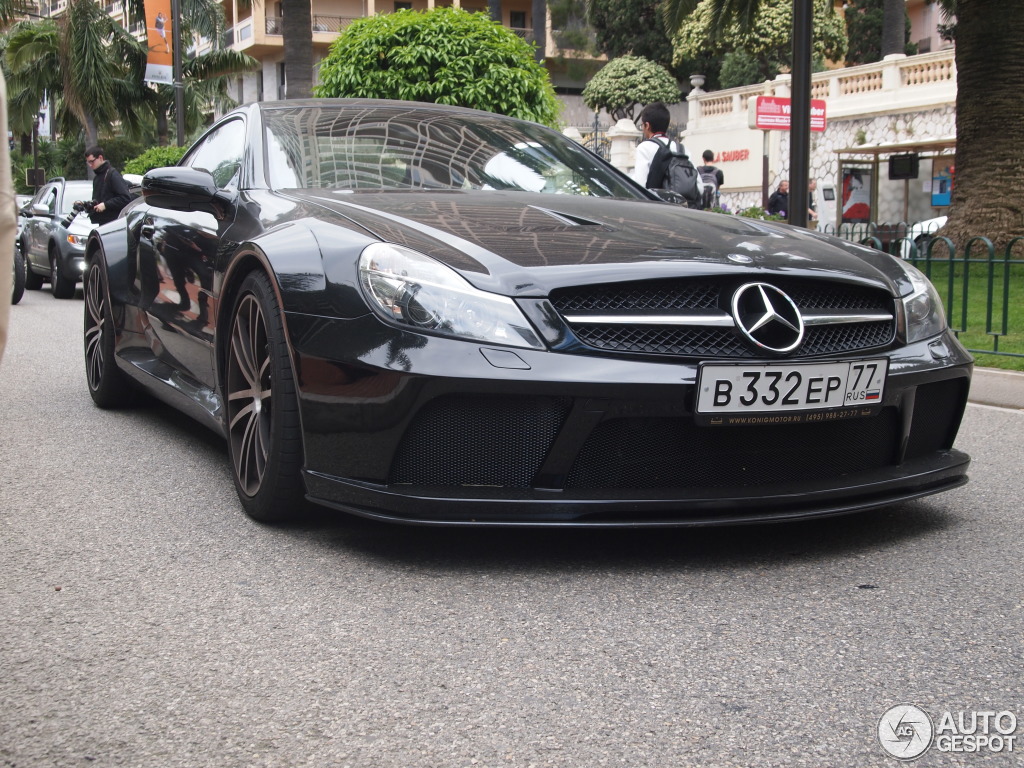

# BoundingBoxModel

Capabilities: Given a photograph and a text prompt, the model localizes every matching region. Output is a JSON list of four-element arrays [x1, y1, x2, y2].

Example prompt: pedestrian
[[696, 150, 724, 210], [83, 146, 132, 226], [807, 178, 818, 223], [630, 102, 702, 206], [766, 179, 789, 217]]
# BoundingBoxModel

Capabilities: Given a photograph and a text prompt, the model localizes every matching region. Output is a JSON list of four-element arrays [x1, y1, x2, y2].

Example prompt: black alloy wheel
[[84, 261, 135, 407], [226, 271, 305, 522], [50, 247, 76, 299]]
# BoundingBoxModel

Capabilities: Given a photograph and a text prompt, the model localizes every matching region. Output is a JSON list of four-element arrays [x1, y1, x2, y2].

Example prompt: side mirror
[[142, 166, 225, 214], [31, 203, 50, 216]]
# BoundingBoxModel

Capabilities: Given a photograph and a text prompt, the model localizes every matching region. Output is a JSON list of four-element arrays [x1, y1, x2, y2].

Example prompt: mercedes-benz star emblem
[[731, 282, 804, 353]]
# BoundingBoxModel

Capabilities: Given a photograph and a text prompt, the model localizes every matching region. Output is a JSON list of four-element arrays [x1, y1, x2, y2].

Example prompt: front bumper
[[287, 313, 972, 527]]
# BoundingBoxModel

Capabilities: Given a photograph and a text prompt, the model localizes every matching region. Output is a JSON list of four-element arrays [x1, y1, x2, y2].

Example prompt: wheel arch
[[85, 222, 134, 305]]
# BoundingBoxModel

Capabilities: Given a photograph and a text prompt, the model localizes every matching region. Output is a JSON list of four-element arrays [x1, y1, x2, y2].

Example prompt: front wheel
[[84, 260, 135, 408], [11, 246, 25, 305], [50, 248, 77, 299], [23, 240, 43, 290], [226, 271, 305, 523]]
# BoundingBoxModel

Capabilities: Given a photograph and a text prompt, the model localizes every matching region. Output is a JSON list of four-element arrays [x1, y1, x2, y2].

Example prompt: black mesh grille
[[570, 325, 747, 357], [389, 394, 571, 487], [565, 409, 901, 490], [905, 378, 968, 459], [549, 277, 896, 359], [552, 279, 722, 313], [800, 322, 895, 356]]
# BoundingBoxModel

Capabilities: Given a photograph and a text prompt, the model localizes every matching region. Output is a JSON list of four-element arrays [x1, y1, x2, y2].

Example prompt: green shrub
[[582, 56, 680, 121], [124, 145, 189, 175], [315, 7, 561, 127]]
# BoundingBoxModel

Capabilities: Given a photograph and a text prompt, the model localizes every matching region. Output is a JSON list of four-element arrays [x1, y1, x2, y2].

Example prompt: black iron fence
[[829, 222, 1024, 361]]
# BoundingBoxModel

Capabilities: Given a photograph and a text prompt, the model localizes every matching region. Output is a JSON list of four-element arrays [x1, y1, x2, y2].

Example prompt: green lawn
[[910, 255, 1024, 371]]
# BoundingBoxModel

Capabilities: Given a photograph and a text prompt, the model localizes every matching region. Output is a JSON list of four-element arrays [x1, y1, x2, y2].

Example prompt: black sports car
[[84, 99, 972, 527]]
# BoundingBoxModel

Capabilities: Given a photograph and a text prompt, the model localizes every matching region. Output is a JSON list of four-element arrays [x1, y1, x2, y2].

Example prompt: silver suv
[[19, 178, 94, 298]]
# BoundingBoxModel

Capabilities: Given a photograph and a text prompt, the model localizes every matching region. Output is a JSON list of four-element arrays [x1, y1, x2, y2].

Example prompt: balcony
[[265, 15, 358, 35]]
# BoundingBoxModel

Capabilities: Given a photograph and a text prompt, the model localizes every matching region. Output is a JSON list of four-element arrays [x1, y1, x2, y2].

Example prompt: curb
[[969, 367, 1024, 410]]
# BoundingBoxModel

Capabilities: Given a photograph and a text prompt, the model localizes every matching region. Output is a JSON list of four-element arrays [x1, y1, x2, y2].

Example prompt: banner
[[143, 0, 173, 85]]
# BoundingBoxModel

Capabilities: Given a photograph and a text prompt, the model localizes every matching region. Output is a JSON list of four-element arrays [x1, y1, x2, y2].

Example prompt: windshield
[[262, 104, 643, 199]]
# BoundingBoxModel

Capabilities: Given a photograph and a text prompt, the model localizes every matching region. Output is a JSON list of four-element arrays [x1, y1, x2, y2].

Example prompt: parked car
[[83, 99, 972, 527], [900, 215, 948, 259], [19, 178, 94, 298], [11, 195, 31, 305]]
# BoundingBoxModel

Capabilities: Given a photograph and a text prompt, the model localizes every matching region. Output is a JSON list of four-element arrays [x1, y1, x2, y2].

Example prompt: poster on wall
[[143, 0, 173, 85], [841, 168, 872, 223], [932, 163, 954, 207]]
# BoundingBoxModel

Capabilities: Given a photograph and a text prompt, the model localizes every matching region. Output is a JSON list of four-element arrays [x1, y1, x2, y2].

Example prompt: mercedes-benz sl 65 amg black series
[[83, 100, 972, 527]]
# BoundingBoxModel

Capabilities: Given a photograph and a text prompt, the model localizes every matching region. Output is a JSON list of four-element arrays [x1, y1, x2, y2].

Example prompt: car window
[[60, 182, 94, 215], [184, 118, 247, 189], [262, 106, 642, 199], [36, 186, 57, 214]]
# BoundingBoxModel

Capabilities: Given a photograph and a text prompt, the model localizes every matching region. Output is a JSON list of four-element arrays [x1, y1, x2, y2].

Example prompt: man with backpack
[[631, 102, 703, 208], [696, 150, 724, 210]]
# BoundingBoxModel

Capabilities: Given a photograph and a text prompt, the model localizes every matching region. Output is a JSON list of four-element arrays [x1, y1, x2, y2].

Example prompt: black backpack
[[648, 139, 700, 207], [697, 165, 720, 209]]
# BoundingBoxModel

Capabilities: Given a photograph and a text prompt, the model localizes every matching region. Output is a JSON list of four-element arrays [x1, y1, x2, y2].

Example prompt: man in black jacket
[[766, 179, 790, 217], [84, 146, 132, 226]]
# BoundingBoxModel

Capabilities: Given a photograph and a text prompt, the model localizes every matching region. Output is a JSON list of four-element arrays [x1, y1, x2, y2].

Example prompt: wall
[[678, 50, 957, 222]]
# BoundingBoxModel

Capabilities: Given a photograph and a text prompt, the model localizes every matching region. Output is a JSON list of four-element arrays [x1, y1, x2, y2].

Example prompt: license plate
[[696, 358, 887, 425]]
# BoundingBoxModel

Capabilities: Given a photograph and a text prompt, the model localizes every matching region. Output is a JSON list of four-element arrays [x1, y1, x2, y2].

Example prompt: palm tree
[[3, 0, 256, 146], [662, 0, 1024, 245], [281, 0, 313, 98], [4, 0, 143, 147], [532, 0, 546, 61]]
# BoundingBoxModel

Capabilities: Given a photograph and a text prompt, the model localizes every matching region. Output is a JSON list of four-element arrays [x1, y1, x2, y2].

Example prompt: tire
[[84, 260, 136, 408], [11, 246, 25, 305], [23, 240, 44, 290], [226, 271, 305, 523], [50, 247, 77, 299]]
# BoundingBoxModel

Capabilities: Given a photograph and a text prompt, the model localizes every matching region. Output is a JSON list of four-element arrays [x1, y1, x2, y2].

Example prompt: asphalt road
[[2, 288, 1022, 768]]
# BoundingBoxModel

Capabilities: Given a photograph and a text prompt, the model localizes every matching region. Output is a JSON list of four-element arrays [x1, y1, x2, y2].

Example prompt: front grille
[[565, 409, 901, 490], [550, 277, 897, 359], [389, 394, 571, 487]]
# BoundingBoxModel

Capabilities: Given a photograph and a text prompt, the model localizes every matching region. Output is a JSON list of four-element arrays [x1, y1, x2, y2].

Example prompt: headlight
[[66, 233, 87, 247], [899, 261, 947, 342], [358, 243, 544, 350]]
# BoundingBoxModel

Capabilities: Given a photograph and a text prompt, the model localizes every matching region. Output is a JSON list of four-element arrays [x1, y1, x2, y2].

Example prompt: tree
[[671, 0, 846, 85], [315, 8, 560, 127], [939, 0, 1024, 246], [581, 55, 681, 121], [589, 0, 723, 90], [2, 0, 256, 147], [281, 0, 313, 98], [845, 0, 916, 66], [590, 0, 674, 65], [3, 0, 144, 147]]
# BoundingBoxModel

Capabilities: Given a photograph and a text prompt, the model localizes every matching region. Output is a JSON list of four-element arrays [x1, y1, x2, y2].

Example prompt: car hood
[[287, 190, 911, 297]]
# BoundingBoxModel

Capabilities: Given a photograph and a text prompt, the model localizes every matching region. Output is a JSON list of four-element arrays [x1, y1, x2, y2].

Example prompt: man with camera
[[83, 146, 131, 226]]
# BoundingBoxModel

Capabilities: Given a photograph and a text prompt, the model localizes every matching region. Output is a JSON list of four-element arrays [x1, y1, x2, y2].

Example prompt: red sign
[[753, 96, 827, 132]]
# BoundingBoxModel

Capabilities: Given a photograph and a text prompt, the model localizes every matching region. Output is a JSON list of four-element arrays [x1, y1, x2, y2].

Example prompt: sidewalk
[[969, 367, 1024, 410]]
